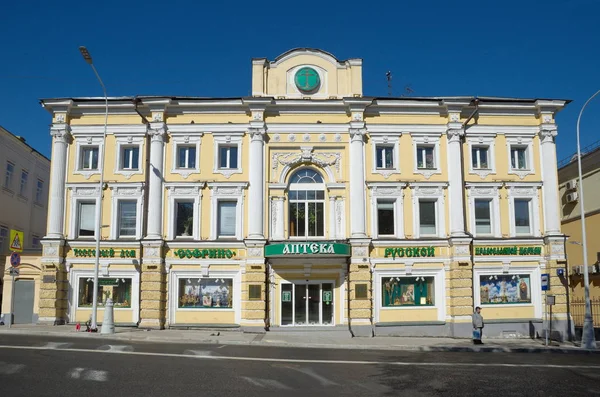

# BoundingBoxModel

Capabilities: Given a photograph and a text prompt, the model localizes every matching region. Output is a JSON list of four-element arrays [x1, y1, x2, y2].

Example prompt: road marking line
[[0, 345, 598, 369], [67, 367, 108, 382], [97, 345, 133, 352], [43, 342, 73, 349], [286, 366, 338, 386], [184, 350, 213, 356], [240, 376, 291, 390], [0, 362, 25, 375]]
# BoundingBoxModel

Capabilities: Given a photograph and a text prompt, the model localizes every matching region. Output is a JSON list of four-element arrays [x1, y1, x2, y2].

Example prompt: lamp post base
[[582, 316, 597, 349]]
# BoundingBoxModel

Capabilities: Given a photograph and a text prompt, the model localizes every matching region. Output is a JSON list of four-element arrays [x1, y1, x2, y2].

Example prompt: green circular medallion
[[294, 67, 320, 93]]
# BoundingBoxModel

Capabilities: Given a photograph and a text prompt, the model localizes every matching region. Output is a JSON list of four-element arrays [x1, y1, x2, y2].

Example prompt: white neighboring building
[[0, 125, 50, 315]]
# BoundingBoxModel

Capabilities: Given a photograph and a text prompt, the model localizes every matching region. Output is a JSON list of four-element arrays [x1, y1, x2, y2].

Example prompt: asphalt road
[[0, 335, 599, 396]]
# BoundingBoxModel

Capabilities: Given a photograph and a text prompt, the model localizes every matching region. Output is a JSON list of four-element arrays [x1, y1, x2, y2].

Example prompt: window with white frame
[[474, 199, 492, 235], [418, 200, 437, 236], [175, 201, 194, 237], [177, 145, 197, 169], [377, 200, 395, 236], [120, 146, 140, 170], [382, 276, 435, 306], [376, 145, 394, 169], [118, 200, 137, 237], [19, 170, 28, 196], [212, 133, 243, 178], [288, 168, 325, 238], [514, 198, 531, 235], [79, 146, 99, 170], [217, 201, 237, 238], [4, 161, 14, 189], [471, 146, 490, 169], [411, 183, 446, 238], [416, 145, 435, 169], [77, 201, 96, 237], [178, 278, 233, 308], [78, 277, 132, 308], [35, 179, 44, 203], [510, 146, 529, 170], [208, 182, 246, 240], [218, 145, 238, 169]]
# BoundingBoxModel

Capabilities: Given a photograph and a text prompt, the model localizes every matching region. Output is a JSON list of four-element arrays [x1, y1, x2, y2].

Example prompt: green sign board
[[173, 249, 236, 259], [282, 291, 292, 302], [475, 246, 542, 256], [265, 242, 351, 257], [98, 278, 120, 286], [73, 248, 136, 258], [323, 290, 333, 304], [384, 247, 435, 259]]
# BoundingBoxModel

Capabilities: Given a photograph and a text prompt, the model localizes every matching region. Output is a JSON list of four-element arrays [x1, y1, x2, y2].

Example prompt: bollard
[[100, 298, 115, 334]]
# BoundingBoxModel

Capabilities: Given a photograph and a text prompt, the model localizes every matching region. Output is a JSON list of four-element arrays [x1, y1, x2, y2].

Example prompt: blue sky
[[1, 0, 599, 162]]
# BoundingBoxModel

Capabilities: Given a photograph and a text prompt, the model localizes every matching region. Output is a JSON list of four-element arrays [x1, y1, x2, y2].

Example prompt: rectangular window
[[178, 278, 233, 308], [77, 202, 96, 237], [175, 201, 194, 237], [474, 199, 492, 235], [376, 145, 394, 169], [0, 226, 8, 253], [471, 146, 489, 169], [80, 147, 99, 170], [217, 201, 237, 237], [479, 274, 531, 304], [32, 235, 41, 249], [118, 201, 137, 237], [419, 200, 436, 236], [19, 170, 28, 196], [35, 179, 44, 203], [121, 147, 140, 170], [416, 146, 435, 169], [288, 191, 325, 238], [377, 200, 395, 236], [219, 146, 238, 169], [78, 278, 132, 308], [514, 199, 531, 235], [4, 161, 14, 189], [382, 277, 435, 306], [177, 146, 196, 169], [510, 147, 528, 170]]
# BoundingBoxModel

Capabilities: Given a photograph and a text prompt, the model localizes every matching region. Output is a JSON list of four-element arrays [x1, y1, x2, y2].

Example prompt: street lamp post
[[575, 88, 600, 349], [79, 46, 108, 331]]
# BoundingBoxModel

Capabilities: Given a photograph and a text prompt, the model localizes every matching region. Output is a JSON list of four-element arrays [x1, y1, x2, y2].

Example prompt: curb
[[0, 329, 597, 354]]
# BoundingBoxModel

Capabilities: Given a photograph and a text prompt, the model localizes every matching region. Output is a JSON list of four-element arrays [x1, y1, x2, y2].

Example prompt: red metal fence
[[571, 298, 600, 327]]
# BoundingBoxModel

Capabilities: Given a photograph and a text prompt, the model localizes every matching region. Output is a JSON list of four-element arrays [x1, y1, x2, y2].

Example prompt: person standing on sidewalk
[[472, 306, 484, 344]]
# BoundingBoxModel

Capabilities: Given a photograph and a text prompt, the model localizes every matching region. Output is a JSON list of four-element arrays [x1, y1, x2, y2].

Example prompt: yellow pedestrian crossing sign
[[9, 229, 24, 252]]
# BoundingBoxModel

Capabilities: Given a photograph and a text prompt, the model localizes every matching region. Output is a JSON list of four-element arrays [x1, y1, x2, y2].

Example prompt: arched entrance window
[[288, 168, 325, 237]]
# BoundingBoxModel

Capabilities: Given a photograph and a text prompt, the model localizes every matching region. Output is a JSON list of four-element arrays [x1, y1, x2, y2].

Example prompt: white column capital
[[349, 127, 367, 142], [446, 126, 464, 143], [50, 124, 72, 143], [248, 127, 267, 142], [539, 125, 558, 144], [149, 122, 167, 142]]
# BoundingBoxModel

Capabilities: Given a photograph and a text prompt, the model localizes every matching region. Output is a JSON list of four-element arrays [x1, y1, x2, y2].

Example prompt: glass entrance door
[[281, 282, 334, 326]]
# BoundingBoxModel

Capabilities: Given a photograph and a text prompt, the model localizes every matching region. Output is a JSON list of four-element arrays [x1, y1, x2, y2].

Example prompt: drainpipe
[[264, 261, 270, 331], [369, 259, 375, 337], [347, 259, 354, 337]]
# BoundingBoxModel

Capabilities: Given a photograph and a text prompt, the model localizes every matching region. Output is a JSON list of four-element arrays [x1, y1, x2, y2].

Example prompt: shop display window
[[78, 277, 132, 308], [479, 274, 531, 304], [382, 276, 434, 307], [178, 278, 233, 308]]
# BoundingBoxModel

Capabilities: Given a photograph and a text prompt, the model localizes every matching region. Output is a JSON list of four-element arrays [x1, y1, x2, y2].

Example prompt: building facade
[[38, 48, 569, 338], [0, 125, 50, 324], [558, 140, 600, 335]]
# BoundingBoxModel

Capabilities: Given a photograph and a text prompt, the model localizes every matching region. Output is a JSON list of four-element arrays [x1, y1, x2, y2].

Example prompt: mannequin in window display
[[519, 278, 528, 301]]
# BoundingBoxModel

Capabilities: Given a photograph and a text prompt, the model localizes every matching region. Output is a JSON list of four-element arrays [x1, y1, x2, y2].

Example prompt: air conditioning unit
[[565, 179, 578, 191], [566, 192, 579, 203], [573, 265, 583, 275]]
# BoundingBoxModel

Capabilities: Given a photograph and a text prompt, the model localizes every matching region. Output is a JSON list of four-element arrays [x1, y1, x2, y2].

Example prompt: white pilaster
[[329, 196, 336, 239], [145, 123, 166, 239], [539, 126, 561, 235], [446, 125, 467, 237], [349, 127, 367, 237], [271, 196, 285, 240], [46, 124, 71, 239], [248, 127, 266, 239]]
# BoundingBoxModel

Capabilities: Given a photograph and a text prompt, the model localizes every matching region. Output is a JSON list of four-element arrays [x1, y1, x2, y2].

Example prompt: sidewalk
[[0, 324, 598, 354]]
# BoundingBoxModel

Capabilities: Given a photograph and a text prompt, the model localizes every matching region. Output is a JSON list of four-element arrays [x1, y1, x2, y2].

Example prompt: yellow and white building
[[37, 48, 570, 338]]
